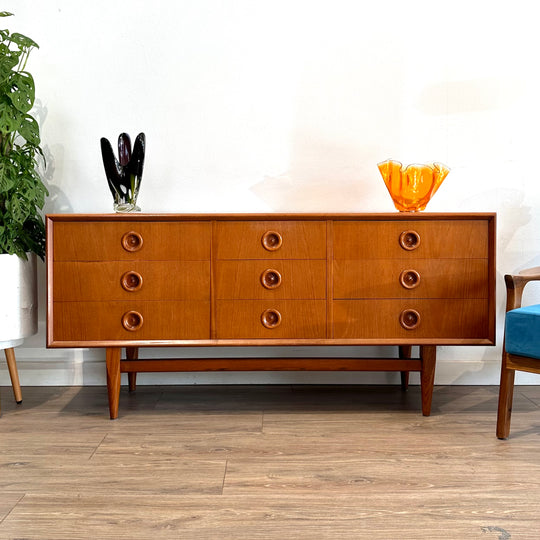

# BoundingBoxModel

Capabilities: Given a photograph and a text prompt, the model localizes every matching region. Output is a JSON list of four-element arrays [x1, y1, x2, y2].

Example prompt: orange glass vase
[[378, 159, 450, 212]]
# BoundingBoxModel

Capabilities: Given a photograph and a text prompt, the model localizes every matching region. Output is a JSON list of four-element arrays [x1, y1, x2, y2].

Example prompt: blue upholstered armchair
[[497, 267, 540, 439]]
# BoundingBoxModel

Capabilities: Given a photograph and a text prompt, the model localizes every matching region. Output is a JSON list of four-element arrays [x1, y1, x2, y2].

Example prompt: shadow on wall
[[41, 143, 73, 215], [32, 100, 73, 330], [34, 99, 72, 216]]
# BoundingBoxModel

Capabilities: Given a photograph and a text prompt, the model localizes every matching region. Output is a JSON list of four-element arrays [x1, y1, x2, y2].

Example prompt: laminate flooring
[[1, 384, 539, 539]]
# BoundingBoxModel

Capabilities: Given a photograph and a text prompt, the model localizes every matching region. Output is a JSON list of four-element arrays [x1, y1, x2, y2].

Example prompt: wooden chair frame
[[497, 266, 540, 439]]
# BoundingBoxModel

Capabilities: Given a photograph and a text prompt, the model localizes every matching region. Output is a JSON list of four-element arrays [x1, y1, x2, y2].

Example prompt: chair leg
[[496, 353, 515, 439], [4, 348, 22, 404]]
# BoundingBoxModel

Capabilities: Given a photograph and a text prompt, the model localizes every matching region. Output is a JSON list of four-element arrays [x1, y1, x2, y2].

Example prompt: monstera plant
[[0, 12, 46, 403], [0, 11, 47, 260]]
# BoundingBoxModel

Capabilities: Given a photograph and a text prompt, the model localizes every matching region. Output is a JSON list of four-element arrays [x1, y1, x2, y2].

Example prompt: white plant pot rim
[[0, 338, 24, 350]]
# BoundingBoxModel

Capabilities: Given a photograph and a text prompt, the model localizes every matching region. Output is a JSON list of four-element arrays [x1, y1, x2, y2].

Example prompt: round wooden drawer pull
[[260, 269, 282, 289], [122, 311, 144, 332], [399, 230, 421, 251], [261, 308, 282, 329], [399, 269, 421, 289], [261, 231, 283, 251], [121, 271, 143, 292], [399, 309, 421, 330], [121, 231, 144, 252]]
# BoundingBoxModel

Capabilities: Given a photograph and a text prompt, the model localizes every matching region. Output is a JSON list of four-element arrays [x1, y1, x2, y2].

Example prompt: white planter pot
[[0, 253, 38, 349]]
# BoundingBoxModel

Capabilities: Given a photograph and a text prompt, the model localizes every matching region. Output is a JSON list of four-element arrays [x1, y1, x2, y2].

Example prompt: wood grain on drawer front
[[333, 299, 488, 339], [215, 260, 326, 299], [216, 300, 326, 339], [333, 220, 488, 259], [214, 221, 326, 259], [53, 222, 211, 261], [52, 301, 210, 342], [53, 261, 210, 301], [334, 259, 488, 299]]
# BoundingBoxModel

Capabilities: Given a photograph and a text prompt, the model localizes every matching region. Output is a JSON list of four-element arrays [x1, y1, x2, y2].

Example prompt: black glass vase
[[100, 132, 146, 212]]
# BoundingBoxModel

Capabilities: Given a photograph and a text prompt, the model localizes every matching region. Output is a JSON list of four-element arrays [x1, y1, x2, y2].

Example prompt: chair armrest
[[504, 266, 540, 311]]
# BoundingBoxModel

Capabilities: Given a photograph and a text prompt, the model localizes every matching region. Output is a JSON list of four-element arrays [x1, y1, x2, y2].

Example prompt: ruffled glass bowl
[[378, 159, 450, 212]]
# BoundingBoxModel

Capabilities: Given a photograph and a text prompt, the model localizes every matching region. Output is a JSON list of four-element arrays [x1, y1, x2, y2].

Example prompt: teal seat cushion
[[505, 304, 540, 359]]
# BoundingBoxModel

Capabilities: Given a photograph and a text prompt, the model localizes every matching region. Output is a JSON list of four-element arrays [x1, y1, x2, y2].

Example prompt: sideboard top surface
[[46, 212, 496, 222]]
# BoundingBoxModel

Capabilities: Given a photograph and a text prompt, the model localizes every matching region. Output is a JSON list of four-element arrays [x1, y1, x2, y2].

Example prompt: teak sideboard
[[46, 213, 496, 419]]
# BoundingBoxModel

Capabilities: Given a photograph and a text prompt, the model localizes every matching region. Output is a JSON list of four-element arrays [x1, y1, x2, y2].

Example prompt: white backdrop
[[3, 0, 540, 386]]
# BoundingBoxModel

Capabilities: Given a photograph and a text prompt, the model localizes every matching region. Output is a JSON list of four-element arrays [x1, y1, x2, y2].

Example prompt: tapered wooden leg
[[126, 347, 138, 392], [497, 353, 515, 439], [128, 373, 137, 392], [106, 347, 121, 420], [4, 348, 22, 404], [399, 345, 412, 390], [420, 345, 436, 416]]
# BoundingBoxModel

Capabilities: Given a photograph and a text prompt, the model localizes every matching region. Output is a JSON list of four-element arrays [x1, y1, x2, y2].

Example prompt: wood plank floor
[[1, 384, 540, 539]]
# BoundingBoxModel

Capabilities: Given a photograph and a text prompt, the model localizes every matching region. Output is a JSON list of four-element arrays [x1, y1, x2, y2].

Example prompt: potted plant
[[0, 11, 47, 407]]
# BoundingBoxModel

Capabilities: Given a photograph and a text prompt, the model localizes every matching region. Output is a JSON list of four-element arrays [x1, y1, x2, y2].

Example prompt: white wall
[[3, 0, 540, 386]]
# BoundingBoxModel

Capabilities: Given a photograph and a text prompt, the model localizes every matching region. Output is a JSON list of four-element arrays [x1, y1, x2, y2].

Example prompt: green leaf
[[0, 99, 21, 133], [0, 48, 19, 79], [7, 71, 34, 113], [0, 158, 17, 193], [18, 113, 40, 145], [9, 32, 38, 50], [7, 192, 29, 224], [0, 12, 14, 18]]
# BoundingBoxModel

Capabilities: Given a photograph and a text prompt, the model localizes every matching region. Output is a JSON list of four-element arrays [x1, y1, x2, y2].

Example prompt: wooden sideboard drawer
[[53, 222, 211, 261], [53, 261, 210, 301], [333, 221, 488, 259], [334, 259, 488, 299], [215, 300, 326, 339], [52, 301, 210, 342], [333, 299, 488, 339], [214, 221, 326, 259], [215, 260, 326, 299]]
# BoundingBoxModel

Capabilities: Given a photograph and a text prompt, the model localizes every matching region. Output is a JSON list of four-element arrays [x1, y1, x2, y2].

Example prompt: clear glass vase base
[[114, 203, 141, 213]]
